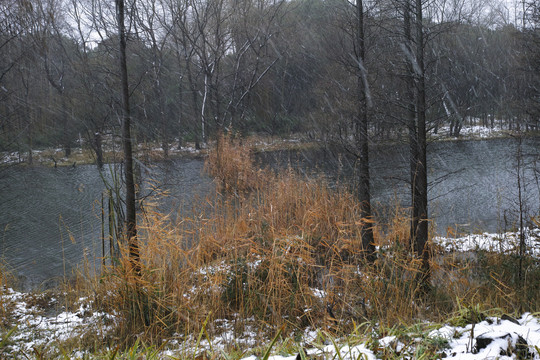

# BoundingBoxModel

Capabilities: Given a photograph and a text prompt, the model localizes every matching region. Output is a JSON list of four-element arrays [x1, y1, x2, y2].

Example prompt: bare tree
[[31, 0, 76, 158], [222, 0, 285, 129], [116, 0, 141, 275], [134, 0, 172, 157], [413, 0, 429, 285], [69, 0, 114, 168], [0, 0, 38, 160], [167, 0, 286, 142], [0, 0, 33, 83], [162, 0, 204, 148], [402, 0, 429, 287], [354, 0, 376, 261]]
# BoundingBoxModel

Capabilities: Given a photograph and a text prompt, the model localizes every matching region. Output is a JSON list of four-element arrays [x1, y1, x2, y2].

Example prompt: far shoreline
[[1, 126, 539, 168]]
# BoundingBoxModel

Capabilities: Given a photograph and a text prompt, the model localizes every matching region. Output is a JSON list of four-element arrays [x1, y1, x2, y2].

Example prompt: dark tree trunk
[[404, 0, 430, 287], [404, 0, 418, 250], [42, 47, 71, 158], [356, 0, 375, 262], [185, 53, 201, 149], [454, 117, 463, 137], [413, 0, 430, 285], [177, 61, 184, 150], [27, 132, 33, 165], [61, 95, 71, 158], [152, 50, 169, 158], [116, 0, 141, 276], [94, 131, 104, 169]]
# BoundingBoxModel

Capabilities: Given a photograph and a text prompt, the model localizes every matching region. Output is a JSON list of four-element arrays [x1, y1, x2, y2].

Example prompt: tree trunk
[[188, 68, 201, 149], [61, 95, 71, 158], [413, 0, 430, 286], [356, 0, 375, 262], [152, 50, 169, 158], [404, 0, 418, 251], [404, 0, 429, 288], [94, 131, 104, 169], [25, 91, 33, 165], [183, 44, 201, 149], [177, 72, 184, 150], [116, 0, 141, 276]]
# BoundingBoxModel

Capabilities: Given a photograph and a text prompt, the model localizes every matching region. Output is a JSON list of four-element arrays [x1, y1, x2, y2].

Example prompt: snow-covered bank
[[1, 124, 529, 167], [0, 140, 203, 166], [432, 313, 540, 359], [251, 313, 540, 360], [1, 284, 539, 359], [0, 287, 115, 356], [432, 124, 510, 140], [433, 228, 540, 256]]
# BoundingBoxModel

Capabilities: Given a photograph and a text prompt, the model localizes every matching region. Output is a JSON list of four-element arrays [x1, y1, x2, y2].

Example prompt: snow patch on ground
[[432, 123, 509, 139], [431, 313, 540, 359], [264, 314, 540, 360], [0, 288, 115, 356], [433, 228, 540, 256], [1, 284, 540, 359]]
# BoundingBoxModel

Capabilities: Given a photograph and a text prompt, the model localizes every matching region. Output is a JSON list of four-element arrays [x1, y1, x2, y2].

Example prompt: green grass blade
[[298, 347, 307, 360], [329, 335, 344, 360], [261, 326, 284, 360], [195, 312, 212, 357], [109, 344, 121, 360], [0, 325, 17, 348]]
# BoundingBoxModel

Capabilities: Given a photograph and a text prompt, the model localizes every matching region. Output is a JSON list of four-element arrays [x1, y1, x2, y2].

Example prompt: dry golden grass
[[205, 132, 270, 193], [76, 133, 539, 346], [0, 263, 16, 329]]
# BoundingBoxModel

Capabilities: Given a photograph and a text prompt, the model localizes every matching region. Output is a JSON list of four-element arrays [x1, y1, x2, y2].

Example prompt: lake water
[[1, 137, 539, 289], [0, 158, 214, 289]]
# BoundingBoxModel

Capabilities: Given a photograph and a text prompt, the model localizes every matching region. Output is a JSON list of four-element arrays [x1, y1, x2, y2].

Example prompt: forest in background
[[3, 1, 540, 356], [1, 0, 540, 166]]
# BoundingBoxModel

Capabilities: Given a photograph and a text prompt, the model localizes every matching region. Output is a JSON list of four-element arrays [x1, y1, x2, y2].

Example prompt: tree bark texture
[[116, 0, 141, 276], [404, 0, 430, 285], [356, 0, 376, 262], [414, 0, 429, 281]]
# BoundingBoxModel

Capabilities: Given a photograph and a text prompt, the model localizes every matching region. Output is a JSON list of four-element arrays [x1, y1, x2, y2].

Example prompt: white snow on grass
[[432, 123, 509, 139], [1, 151, 22, 164], [1, 283, 540, 359], [1, 226, 539, 358], [310, 287, 327, 299], [257, 314, 540, 360], [431, 313, 540, 359], [0, 287, 115, 356], [433, 228, 540, 256]]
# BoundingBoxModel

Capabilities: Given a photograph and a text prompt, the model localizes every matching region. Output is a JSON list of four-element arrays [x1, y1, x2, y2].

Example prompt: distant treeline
[[1, 0, 539, 160]]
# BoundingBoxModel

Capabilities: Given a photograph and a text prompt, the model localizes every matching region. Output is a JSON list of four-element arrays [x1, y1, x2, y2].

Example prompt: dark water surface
[[257, 137, 540, 232], [1, 137, 539, 288], [0, 158, 213, 289]]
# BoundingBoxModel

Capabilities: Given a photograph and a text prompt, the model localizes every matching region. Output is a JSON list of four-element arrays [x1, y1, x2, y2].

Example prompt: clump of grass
[[0, 262, 18, 329], [205, 132, 269, 193], [0, 261, 16, 290], [78, 133, 539, 350], [473, 250, 540, 310], [101, 141, 393, 341]]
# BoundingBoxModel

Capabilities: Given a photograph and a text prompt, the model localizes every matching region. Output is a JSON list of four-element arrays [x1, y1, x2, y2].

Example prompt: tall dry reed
[[85, 134, 538, 346]]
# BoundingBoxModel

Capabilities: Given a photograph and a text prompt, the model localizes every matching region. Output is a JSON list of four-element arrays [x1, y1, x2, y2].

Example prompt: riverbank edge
[[2, 127, 538, 168], [0, 136, 318, 168]]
